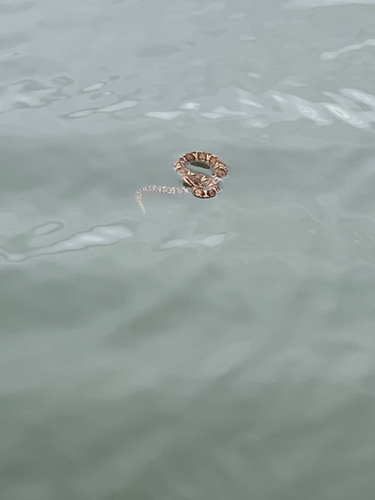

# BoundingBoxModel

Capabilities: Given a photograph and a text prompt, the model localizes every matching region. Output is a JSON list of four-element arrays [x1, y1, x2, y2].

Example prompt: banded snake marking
[[135, 151, 228, 214]]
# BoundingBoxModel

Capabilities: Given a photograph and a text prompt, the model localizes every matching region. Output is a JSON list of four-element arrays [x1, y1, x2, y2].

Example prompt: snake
[[135, 151, 228, 214]]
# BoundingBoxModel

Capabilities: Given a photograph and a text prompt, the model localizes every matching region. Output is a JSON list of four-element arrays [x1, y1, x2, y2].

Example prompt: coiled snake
[[135, 151, 228, 214]]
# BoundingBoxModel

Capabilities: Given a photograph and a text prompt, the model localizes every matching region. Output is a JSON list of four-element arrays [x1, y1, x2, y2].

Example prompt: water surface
[[1, 0, 375, 499]]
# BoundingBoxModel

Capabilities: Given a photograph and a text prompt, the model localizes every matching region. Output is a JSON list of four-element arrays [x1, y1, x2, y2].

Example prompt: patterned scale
[[135, 151, 228, 214]]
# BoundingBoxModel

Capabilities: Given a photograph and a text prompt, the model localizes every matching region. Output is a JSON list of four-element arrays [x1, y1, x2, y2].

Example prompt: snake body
[[135, 151, 228, 214]]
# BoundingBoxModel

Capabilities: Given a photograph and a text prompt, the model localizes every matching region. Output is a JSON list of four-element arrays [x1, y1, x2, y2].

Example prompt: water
[[1, 0, 375, 499]]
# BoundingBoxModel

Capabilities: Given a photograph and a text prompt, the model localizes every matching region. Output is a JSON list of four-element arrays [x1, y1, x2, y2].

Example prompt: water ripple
[[145, 111, 184, 121], [321, 39, 375, 60], [284, 0, 375, 9], [62, 99, 138, 119], [0, 224, 132, 263], [325, 104, 366, 128], [0, 79, 68, 113], [2, 73, 374, 132], [160, 233, 226, 249], [138, 86, 375, 130], [81, 82, 106, 93]]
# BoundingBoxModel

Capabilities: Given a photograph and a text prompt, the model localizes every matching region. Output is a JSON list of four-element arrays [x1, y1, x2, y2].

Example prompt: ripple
[[81, 82, 106, 93], [0, 79, 69, 114], [101, 100, 138, 113], [30, 221, 65, 237], [50, 76, 74, 87], [284, 0, 375, 9], [62, 99, 138, 119], [0, 224, 133, 262], [342, 88, 375, 109], [63, 109, 93, 119], [321, 39, 375, 61], [201, 108, 246, 119], [145, 111, 184, 120], [137, 85, 375, 131], [160, 233, 226, 249], [0, 50, 18, 61], [180, 102, 200, 110], [325, 104, 367, 128]]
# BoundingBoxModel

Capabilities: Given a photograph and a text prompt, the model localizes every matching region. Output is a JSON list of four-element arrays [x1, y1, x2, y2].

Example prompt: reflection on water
[[0, 222, 133, 262], [1, 0, 375, 499]]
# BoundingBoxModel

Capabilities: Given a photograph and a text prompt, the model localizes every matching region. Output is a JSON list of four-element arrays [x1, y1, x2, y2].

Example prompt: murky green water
[[1, 1, 375, 499]]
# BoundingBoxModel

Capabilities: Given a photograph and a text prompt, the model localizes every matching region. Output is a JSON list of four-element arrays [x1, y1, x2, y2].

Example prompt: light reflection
[[160, 233, 226, 250], [342, 89, 375, 110], [284, 0, 375, 10], [63, 99, 138, 119], [145, 111, 184, 120], [0, 224, 133, 263], [321, 38, 375, 60], [325, 104, 367, 128], [81, 82, 106, 93]]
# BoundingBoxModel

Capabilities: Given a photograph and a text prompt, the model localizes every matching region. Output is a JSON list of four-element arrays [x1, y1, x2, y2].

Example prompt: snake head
[[191, 186, 218, 198]]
